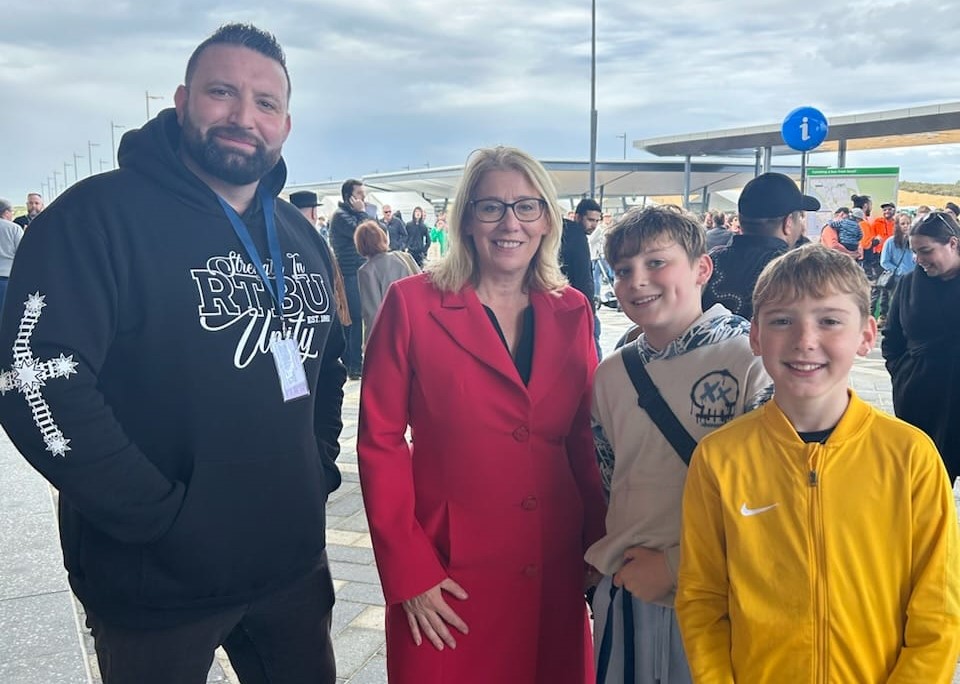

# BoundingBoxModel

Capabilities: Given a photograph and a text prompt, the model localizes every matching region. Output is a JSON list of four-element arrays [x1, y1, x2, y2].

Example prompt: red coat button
[[521, 496, 538, 511], [513, 426, 530, 442], [522, 564, 538, 577]]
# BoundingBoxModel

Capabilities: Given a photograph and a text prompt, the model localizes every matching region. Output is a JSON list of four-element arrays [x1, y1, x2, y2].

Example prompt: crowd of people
[[1, 21, 960, 684]]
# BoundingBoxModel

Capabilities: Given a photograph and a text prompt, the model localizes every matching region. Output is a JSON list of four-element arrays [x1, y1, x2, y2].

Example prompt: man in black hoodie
[[0, 24, 344, 684]]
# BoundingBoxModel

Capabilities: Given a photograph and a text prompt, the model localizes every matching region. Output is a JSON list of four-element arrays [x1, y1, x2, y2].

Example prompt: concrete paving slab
[[331, 599, 367, 637], [332, 627, 385, 679], [326, 544, 376, 565], [0, 512, 68, 601], [336, 582, 386, 606], [0, 592, 88, 679], [330, 562, 381, 586]]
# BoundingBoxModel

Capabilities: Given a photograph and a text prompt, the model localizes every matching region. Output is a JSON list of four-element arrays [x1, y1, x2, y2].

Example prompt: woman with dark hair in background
[[882, 211, 960, 478], [405, 206, 432, 267]]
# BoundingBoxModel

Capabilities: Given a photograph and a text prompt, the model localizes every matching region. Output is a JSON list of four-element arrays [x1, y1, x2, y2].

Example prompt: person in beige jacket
[[355, 219, 419, 345], [585, 206, 772, 684]]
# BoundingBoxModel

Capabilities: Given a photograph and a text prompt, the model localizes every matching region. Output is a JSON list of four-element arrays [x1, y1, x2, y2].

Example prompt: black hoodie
[[0, 109, 346, 627]]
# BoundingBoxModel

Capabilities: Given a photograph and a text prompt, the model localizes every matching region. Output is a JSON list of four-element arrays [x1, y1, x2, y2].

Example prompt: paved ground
[[2, 306, 955, 683]]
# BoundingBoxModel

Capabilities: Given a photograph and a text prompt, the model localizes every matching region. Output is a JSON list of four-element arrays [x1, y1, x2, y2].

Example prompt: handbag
[[876, 247, 906, 290], [876, 270, 895, 289]]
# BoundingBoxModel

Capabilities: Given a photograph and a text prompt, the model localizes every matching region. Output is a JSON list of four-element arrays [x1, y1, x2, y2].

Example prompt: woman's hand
[[402, 577, 469, 650], [612, 546, 673, 603]]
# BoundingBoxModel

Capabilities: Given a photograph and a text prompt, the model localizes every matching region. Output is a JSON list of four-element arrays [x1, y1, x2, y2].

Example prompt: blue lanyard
[[216, 190, 285, 324]]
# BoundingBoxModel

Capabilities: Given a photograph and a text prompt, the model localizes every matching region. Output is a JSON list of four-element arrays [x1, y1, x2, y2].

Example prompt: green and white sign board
[[805, 167, 900, 239]]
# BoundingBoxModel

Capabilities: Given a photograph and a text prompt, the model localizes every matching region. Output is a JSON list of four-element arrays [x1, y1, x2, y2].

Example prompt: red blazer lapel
[[429, 286, 526, 390], [527, 289, 583, 400]]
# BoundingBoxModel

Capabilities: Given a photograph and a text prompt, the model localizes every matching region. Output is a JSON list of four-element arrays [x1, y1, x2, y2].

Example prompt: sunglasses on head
[[919, 211, 960, 236]]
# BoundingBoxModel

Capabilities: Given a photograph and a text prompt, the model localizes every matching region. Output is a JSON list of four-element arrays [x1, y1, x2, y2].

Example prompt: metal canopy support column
[[754, 148, 762, 177], [702, 186, 709, 213], [762, 146, 773, 174], [837, 139, 847, 168], [588, 0, 597, 198], [683, 155, 692, 210]]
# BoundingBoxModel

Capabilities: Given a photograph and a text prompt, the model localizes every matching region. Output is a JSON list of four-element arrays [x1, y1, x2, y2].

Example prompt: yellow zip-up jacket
[[677, 391, 960, 683]]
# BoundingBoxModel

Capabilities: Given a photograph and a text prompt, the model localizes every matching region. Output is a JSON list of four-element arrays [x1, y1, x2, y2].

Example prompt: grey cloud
[[4, 0, 960, 205]]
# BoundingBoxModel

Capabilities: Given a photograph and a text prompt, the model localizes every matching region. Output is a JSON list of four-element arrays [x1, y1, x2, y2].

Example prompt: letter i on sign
[[800, 117, 809, 141]]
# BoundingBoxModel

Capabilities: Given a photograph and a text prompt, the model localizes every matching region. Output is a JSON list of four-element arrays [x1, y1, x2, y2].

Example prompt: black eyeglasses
[[469, 198, 547, 223]]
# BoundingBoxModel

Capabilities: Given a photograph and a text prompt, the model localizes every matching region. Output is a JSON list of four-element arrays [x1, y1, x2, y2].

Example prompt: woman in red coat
[[357, 146, 606, 683]]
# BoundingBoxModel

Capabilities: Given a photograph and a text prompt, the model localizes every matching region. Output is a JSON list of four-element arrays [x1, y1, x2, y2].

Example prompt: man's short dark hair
[[185, 23, 291, 101], [574, 198, 601, 217], [341, 179, 362, 204]]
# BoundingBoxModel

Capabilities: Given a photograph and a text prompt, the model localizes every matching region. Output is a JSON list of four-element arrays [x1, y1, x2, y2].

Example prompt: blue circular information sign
[[781, 107, 828, 151]]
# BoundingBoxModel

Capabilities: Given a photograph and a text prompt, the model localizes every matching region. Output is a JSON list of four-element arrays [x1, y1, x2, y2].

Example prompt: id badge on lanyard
[[217, 191, 310, 402], [271, 334, 310, 402]]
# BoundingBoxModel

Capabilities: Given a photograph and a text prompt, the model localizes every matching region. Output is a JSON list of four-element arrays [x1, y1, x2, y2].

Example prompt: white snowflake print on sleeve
[[0, 293, 78, 457]]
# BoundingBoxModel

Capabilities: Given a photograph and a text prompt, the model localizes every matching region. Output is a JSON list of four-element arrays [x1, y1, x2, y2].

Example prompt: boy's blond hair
[[753, 243, 870, 319], [604, 205, 706, 266]]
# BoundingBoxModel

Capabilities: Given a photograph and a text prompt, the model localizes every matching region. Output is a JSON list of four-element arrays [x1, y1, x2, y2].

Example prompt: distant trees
[[900, 180, 960, 196]]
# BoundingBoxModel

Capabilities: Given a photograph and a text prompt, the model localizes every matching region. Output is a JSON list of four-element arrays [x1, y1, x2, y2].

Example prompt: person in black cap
[[702, 172, 819, 319], [289, 190, 326, 238], [290, 189, 320, 220], [289, 190, 353, 329]]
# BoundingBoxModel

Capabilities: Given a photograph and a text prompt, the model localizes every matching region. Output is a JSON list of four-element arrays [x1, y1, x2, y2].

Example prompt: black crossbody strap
[[621, 343, 697, 466]]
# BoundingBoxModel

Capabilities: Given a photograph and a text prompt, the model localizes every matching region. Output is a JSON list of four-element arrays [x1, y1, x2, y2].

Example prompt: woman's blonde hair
[[427, 146, 566, 292]]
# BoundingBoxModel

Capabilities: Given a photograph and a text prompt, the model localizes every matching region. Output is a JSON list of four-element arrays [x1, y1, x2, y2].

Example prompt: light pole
[[73, 152, 84, 182], [41, 181, 47, 200], [52, 170, 61, 196], [88, 141, 100, 176], [616, 132, 627, 160], [64, 161, 71, 187], [99, 159, 109, 172], [588, 0, 597, 198], [146, 91, 164, 121], [110, 121, 125, 170]]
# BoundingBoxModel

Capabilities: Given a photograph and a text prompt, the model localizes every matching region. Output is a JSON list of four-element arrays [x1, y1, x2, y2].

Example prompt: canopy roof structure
[[287, 159, 806, 205], [634, 102, 960, 158]]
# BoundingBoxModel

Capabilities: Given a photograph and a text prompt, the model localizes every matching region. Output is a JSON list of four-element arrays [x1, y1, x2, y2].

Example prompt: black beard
[[180, 114, 280, 186]]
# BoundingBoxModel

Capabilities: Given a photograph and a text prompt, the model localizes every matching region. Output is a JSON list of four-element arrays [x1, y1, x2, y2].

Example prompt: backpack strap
[[621, 343, 697, 466]]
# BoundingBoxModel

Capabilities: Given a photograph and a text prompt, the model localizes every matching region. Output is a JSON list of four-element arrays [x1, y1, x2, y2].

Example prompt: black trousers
[[86, 556, 336, 684], [341, 274, 363, 375]]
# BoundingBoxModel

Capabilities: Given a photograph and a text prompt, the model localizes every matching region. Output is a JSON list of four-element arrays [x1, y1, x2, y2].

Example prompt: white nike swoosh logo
[[740, 502, 779, 517]]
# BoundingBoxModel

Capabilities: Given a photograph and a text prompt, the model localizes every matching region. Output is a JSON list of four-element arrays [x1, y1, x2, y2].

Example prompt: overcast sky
[[3, 0, 959, 206]]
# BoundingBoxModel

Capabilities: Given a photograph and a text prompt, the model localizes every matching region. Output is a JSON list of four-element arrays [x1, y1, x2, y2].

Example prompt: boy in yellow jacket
[[676, 244, 960, 683]]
